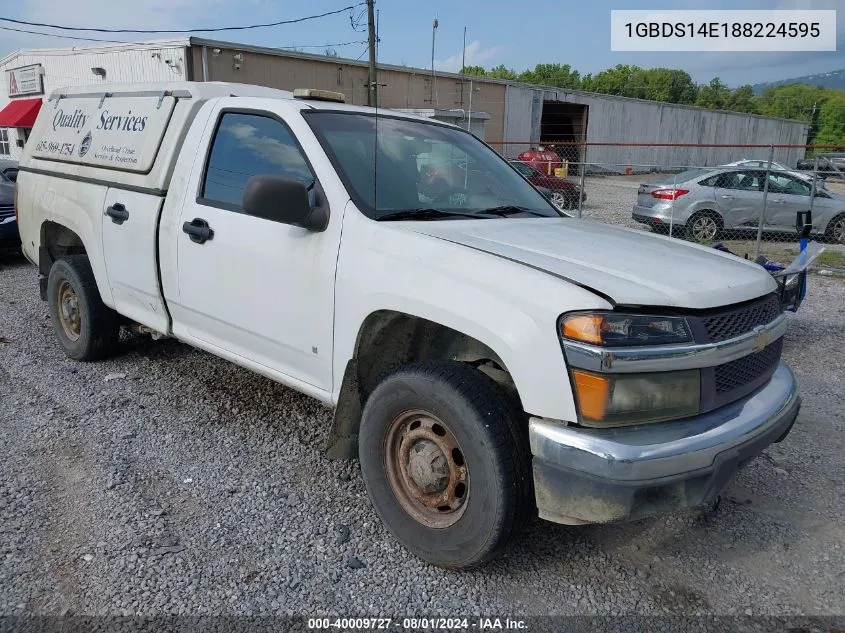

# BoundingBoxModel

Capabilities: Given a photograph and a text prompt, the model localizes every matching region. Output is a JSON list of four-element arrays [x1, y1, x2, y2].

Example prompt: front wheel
[[359, 361, 532, 569]]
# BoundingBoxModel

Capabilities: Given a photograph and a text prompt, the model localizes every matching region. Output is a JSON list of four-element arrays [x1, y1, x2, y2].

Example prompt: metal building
[[1, 37, 810, 169], [501, 86, 811, 172]]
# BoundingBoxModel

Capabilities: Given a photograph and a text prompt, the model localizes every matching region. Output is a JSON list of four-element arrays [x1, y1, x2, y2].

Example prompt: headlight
[[560, 312, 693, 347], [570, 369, 700, 426]]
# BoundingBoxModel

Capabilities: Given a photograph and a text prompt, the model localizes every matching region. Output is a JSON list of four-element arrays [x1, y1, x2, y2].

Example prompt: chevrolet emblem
[[754, 330, 771, 353]]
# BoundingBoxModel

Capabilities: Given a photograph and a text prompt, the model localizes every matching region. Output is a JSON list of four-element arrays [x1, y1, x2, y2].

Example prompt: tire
[[47, 255, 120, 361], [685, 210, 722, 243], [359, 361, 532, 569], [548, 191, 569, 210], [825, 213, 845, 244]]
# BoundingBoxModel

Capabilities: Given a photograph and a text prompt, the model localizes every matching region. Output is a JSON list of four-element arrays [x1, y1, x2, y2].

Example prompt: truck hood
[[397, 218, 777, 309]]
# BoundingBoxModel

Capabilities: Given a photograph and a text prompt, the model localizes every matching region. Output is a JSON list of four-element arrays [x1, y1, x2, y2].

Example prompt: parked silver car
[[632, 167, 845, 243], [721, 159, 823, 188]]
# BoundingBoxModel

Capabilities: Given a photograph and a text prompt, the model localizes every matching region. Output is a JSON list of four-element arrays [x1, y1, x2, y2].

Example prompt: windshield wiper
[[479, 205, 550, 217], [376, 208, 488, 221]]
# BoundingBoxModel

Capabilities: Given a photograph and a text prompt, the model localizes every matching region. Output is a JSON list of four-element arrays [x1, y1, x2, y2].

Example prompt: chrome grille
[[701, 294, 781, 342], [715, 338, 783, 393]]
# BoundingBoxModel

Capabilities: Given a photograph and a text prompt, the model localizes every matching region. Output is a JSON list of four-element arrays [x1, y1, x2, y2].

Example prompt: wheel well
[[40, 222, 86, 269], [690, 209, 723, 227], [326, 310, 521, 460], [37, 222, 87, 299]]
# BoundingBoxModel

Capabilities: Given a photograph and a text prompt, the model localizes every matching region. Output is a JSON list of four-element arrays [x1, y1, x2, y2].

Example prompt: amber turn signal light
[[561, 315, 605, 345], [570, 370, 611, 422]]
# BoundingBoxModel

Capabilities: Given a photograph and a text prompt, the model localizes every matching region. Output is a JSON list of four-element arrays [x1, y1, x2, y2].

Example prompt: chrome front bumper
[[529, 362, 800, 525]]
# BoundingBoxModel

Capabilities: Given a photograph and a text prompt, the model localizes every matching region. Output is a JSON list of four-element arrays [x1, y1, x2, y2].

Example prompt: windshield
[[510, 161, 539, 178], [304, 112, 560, 220]]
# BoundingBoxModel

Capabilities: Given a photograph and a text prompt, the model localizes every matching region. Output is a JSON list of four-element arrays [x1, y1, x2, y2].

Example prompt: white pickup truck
[[16, 81, 801, 569]]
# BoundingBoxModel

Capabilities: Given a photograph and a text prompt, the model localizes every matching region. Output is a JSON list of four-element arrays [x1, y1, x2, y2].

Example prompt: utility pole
[[430, 18, 439, 105], [367, 0, 377, 107], [460, 26, 466, 107]]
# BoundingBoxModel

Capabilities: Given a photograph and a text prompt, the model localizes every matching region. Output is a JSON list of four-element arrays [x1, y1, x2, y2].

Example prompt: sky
[[0, 0, 842, 88]]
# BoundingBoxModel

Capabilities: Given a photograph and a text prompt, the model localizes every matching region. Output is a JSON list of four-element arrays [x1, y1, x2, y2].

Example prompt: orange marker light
[[571, 370, 611, 422], [561, 315, 605, 345]]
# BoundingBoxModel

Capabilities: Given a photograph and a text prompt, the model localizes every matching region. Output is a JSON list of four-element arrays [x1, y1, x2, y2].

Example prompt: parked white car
[[15, 82, 801, 568]]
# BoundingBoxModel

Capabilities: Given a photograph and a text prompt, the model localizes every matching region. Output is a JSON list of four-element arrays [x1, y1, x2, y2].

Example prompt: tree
[[695, 77, 731, 110], [487, 64, 517, 80], [726, 85, 759, 114], [813, 91, 845, 147], [756, 83, 827, 122], [583, 64, 635, 95], [518, 63, 581, 89], [460, 65, 487, 76], [637, 68, 698, 104]]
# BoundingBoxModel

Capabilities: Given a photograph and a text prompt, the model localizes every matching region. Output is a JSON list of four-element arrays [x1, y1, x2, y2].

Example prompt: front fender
[[332, 211, 612, 421]]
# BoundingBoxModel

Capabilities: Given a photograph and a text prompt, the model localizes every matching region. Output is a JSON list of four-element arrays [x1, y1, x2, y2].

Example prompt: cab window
[[200, 112, 314, 212]]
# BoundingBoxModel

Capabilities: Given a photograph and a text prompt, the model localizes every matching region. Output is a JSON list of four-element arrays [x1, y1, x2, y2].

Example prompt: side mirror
[[242, 175, 328, 231]]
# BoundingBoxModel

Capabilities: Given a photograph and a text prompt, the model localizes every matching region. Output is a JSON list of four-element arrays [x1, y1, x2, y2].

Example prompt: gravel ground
[[1, 249, 844, 621]]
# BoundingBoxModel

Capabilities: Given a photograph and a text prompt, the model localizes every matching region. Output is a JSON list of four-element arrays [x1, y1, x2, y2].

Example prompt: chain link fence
[[489, 141, 845, 268]]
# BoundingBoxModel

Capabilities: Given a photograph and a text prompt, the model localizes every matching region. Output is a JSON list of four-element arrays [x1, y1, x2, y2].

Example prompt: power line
[[0, 4, 365, 34], [0, 25, 124, 43], [0, 25, 366, 53]]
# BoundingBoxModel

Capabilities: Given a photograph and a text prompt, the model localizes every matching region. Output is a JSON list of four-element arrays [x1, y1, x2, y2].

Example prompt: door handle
[[720, 194, 734, 199], [106, 203, 129, 225], [771, 198, 786, 204], [182, 218, 214, 244]]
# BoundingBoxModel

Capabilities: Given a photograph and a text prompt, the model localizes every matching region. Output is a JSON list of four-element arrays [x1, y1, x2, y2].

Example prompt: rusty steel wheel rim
[[56, 279, 81, 342], [383, 409, 469, 528]]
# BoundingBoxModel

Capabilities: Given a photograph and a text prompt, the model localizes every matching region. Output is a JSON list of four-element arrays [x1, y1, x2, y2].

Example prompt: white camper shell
[[23, 82, 294, 192]]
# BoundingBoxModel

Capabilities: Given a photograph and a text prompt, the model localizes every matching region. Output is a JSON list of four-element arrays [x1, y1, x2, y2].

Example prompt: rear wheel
[[359, 361, 532, 569], [825, 213, 845, 244], [47, 255, 120, 361], [685, 211, 722, 243]]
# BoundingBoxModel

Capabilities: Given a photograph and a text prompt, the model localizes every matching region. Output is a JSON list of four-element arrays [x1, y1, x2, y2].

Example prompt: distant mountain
[[752, 69, 845, 94]]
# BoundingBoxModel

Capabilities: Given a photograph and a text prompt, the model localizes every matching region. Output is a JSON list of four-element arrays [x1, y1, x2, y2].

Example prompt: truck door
[[101, 189, 169, 332], [97, 93, 178, 334], [169, 107, 341, 393]]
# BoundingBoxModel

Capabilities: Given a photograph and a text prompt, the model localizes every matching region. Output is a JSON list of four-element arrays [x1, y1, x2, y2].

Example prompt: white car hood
[[397, 217, 777, 309]]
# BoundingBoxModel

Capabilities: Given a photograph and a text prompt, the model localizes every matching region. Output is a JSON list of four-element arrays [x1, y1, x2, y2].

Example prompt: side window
[[768, 173, 810, 196], [201, 112, 314, 211], [699, 175, 721, 187], [714, 171, 762, 191]]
